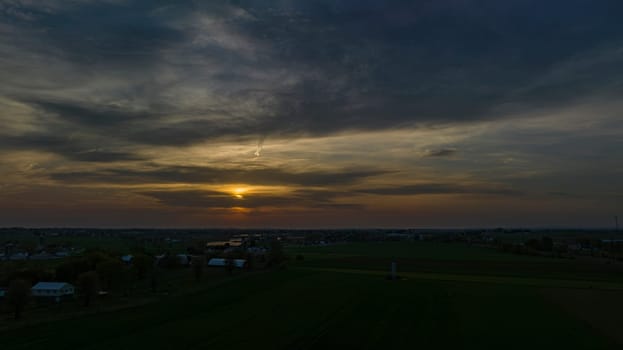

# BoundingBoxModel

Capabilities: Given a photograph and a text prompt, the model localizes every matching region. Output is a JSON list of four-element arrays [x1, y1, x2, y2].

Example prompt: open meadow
[[2, 241, 622, 349]]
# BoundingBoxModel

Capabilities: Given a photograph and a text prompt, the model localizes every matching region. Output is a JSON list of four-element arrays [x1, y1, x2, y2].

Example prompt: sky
[[0, 0, 622, 228]]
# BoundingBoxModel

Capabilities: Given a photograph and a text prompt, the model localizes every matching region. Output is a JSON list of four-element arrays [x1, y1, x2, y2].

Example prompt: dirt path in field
[[294, 266, 623, 290]]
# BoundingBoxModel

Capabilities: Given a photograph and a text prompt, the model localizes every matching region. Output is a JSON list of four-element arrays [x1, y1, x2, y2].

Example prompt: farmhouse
[[207, 258, 248, 269], [31, 282, 75, 302]]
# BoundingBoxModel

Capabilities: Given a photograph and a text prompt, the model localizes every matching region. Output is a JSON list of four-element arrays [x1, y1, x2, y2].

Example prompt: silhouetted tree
[[541, 236, 554, 252], [7, 279, 30, 320], [78, 271, 100, 307], [160, 254, 181, 269], [132, 253, 152, 280], [20, 241, 37, 257], [526, 237, 554, 252], [268, 239, 286, 267], [525, 238, 541, 251], [187, 239, 207, 255], [96, 259, 125, 290], [245, 253, 255, 271], [150, 270, 159, 292], [55, 258, 91, 282], [225, 256, 234, 275], [55, 261, 76, 282], [192, 256, 206, 282], [84, 251, 110, 269], [9, 267, 53, 285], [129, 240, 146, 254]]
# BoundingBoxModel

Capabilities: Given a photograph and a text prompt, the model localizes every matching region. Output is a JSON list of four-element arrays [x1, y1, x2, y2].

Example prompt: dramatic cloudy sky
[[1, 0, 622, 227]]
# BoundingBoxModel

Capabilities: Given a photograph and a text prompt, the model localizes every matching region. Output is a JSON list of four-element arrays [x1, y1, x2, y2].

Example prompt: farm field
[[2, 242, 622, 349], [291, 242, 623, 282]]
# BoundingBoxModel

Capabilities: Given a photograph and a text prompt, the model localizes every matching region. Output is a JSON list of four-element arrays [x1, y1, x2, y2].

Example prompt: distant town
[[2, 227, 622, 263]]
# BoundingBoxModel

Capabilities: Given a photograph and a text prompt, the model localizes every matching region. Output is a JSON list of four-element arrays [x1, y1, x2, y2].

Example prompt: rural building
[[206, 241, 243, 249], [207, 258, 248, 269], [154, 253, 191, 267], [177, 254, 190, 266], [9, 252, 28, 260], [31, 282, 75, 302], [30, 252, 61, 260], [246, 247, 267, 255]]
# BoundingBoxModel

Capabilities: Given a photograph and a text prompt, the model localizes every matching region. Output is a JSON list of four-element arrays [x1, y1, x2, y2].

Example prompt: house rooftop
[[32, 282, 72, 290]]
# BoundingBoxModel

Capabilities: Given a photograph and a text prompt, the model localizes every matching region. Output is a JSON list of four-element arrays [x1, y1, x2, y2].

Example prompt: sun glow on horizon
[[232, 187, 248, 199]]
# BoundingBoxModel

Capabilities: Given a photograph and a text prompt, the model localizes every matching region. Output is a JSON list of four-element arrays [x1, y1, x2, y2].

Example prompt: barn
[[31, 282, 75, 302]]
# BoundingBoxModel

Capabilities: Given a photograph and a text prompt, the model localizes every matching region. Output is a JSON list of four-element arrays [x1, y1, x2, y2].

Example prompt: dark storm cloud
[[27, 99, 155, 127], [423, 148, 458, 158], [67, 150, 144, 162], [139, 189, 361, 209], [16, 99, 250, 148], [2, 0, 187, 64], [126, 118, 259, 146], [359, 184, 522, 196], [232, 0, 623, 134], [546, 191, 591, 199], [0, 132, 144, 162], [49, 165, 388, 186], [2, 0, 623, 149]]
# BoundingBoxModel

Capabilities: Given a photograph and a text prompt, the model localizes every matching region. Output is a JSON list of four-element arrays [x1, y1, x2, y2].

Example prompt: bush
[[56, 258, 92, 282], [7, 279, 31, 320], [9, 268, 53, 285], [191, 255, 206, 281], [96, 259, 127, 290], [77, 271, 100, 307], [132, 254, 153, 279], [159, 255, 181, 269], [268, 239, 286, 266]]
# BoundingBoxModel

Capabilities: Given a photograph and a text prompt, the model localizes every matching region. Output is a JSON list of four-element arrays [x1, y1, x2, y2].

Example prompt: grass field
[[2, 242, 622, 349], [291, 242, 623, 282]]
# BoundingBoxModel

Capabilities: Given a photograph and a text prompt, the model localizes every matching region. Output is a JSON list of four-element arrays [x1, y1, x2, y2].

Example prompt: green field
[[291, 242, 623, 282], [2, 242, 623, 349]]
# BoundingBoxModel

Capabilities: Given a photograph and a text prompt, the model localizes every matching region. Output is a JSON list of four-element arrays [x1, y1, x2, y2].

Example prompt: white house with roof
[[31, 282, 75, 302], [207, 258, 247, 268]]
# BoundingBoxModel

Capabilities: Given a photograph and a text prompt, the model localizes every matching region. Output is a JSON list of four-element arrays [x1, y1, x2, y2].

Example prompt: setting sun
[[232, 187, 248, 199]]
